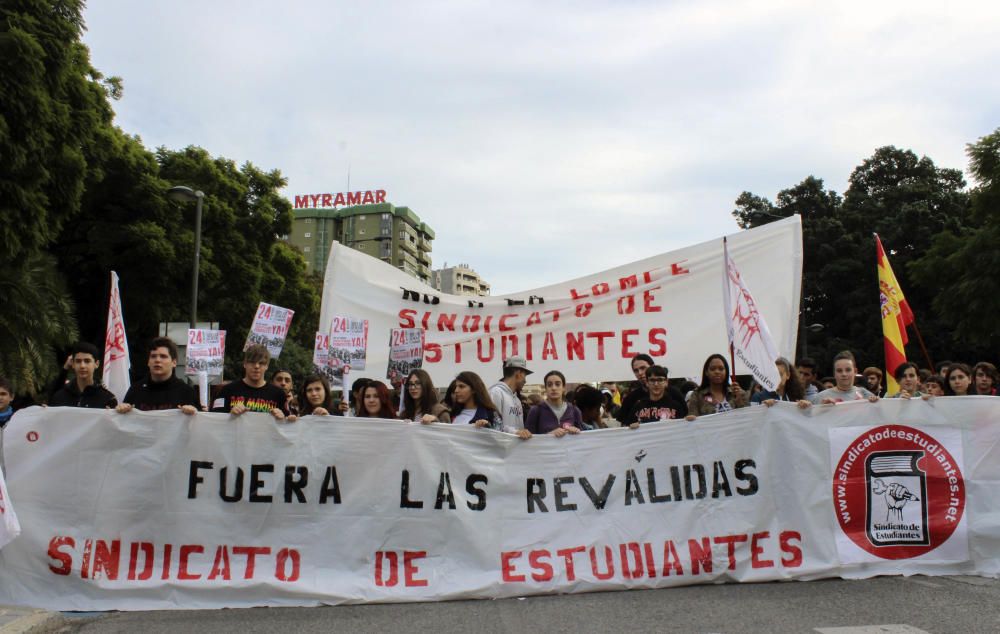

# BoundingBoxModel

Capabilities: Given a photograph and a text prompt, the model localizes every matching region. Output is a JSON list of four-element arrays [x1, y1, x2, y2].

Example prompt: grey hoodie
[[489, 380, 524, 433]]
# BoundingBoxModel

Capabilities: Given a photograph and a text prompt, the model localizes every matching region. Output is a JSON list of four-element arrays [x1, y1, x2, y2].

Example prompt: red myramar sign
[[294, 190, 387, 209]]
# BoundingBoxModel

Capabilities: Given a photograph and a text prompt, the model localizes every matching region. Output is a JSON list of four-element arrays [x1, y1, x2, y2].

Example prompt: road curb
[[0, 609, 66, 634]]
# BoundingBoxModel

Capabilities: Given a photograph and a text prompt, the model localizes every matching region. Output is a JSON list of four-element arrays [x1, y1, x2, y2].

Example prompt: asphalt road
[[54, 575, 1000, 634]]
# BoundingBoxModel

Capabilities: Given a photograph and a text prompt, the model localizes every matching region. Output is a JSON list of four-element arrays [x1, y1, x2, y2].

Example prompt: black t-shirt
[[630, 387, 688, 423], [49, 382, 117, 409], [616, 385, 648, 424], [211, 380, 288, 415], [124, 375, 201, 411]]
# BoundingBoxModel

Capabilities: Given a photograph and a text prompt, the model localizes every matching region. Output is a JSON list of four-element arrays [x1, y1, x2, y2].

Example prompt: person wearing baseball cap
[[489, 356, 533, 438]]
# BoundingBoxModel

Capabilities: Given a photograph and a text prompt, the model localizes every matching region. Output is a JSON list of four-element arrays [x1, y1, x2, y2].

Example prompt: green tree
[[262, 241, 322, 344], [56, 141, 322, 380], [734, 176, 852, 366], [910, 128, 1000, 351], [1, 2, 322, 393], [735, 177, 846, 363], [734, 148, 973, 372], [0, 254, 78, 395], [155, 146, 321, 377], [0, 0, 118, 393], [835, 147, 970, 369], [55, 127, 189, 348], [0, 0, 114, 260]]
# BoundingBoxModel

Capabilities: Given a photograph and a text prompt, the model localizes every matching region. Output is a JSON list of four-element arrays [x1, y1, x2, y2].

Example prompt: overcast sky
[[82, 0, 1000, 294]]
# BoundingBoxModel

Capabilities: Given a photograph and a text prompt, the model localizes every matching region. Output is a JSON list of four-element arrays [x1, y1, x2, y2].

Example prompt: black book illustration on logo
[[865, 451, 929, 547]]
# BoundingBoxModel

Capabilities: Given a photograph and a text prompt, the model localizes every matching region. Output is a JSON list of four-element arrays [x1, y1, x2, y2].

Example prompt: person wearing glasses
[[400, 369, 451, 423], [626, 365, 688, 427], [210, 344, 288, 420]]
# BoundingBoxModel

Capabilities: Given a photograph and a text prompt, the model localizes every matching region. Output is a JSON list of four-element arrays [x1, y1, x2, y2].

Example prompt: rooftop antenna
[[346, 163, 351, 193]]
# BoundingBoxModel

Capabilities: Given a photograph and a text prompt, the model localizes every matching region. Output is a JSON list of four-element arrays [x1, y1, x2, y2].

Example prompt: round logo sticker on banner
[[832, 424, 965, 559]]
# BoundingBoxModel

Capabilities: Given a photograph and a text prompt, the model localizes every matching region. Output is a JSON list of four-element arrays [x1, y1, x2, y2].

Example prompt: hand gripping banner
[[1, 397, 998, 611]]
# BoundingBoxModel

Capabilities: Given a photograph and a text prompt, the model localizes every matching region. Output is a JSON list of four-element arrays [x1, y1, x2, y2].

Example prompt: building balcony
[[400, 252, 420, 268], [399, 240, 418, 256]]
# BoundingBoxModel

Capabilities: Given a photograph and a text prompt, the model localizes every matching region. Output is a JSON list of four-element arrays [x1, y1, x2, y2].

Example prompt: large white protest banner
[[0, 464, 20, 550], [1, 397, 998, 611], [319, 217, 802, 385]]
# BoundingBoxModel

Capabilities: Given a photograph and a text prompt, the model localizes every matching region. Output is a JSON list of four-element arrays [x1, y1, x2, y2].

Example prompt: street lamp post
[[167, 186, 205, 330]]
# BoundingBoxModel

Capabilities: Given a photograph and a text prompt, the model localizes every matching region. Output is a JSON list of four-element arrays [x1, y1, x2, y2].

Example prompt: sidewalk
[[0, 605, 64, 633]]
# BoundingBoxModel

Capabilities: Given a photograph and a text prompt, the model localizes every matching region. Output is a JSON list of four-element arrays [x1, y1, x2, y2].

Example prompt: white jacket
[[489, 381, 524, 432]]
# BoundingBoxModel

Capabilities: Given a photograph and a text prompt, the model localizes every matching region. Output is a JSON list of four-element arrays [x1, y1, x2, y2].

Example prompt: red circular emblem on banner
[[832, 425, 964, 559], [26, 431, 39, 442]]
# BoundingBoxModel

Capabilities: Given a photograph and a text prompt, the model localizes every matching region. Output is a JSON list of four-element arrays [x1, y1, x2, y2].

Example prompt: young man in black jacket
[[616, 353, 654, 425], [49, 342, 118, 409], [117, 337, 201, 414]]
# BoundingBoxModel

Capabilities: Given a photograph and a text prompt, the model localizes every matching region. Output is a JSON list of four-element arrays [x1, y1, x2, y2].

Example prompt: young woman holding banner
[[449, 372, 503, 430], [888, 362, 929, 400], [297, 374, 333, 416], [339, 377, 372, 416], [357, 381, 398, 419], [750, 357, 811, 409], [812, 351, 878, 405], [400, 369, 451, 424], [525, 370, 583, 437], [944, 363, 974, 396], [685, 354, 748, 419]]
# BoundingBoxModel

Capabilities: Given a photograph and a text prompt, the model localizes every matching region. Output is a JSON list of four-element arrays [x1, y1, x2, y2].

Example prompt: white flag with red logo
[[0, 463, 21, 550], [103, 271, 131, 401], [723, 238, 781, 392]]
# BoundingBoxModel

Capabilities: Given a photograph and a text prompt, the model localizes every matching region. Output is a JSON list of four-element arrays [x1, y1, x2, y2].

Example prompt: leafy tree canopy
[[57, 141, 322, 384], [0, 0, 114, 261], [909, 128, 1000, 349], [733, 147, 978, 373]]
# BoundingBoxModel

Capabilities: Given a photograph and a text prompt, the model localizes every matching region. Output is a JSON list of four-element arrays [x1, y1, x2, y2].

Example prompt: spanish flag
[[876, 235, 914, 394]]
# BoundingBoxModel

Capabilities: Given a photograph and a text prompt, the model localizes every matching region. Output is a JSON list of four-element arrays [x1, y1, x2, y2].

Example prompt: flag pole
[[910, 318, 935, 371], [723, 237, 738, 384]]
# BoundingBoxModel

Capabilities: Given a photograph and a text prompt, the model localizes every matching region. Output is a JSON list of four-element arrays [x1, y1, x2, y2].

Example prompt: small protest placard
[[387, 328, 424, 385], [327, 316, 368, 372], [312, 332, 341, 387], [245, 302, 295, 359], [186, 329, 226, 377]]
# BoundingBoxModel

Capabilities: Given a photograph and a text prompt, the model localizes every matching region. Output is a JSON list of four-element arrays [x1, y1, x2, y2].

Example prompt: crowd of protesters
[[1, 335, 996, 437]]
